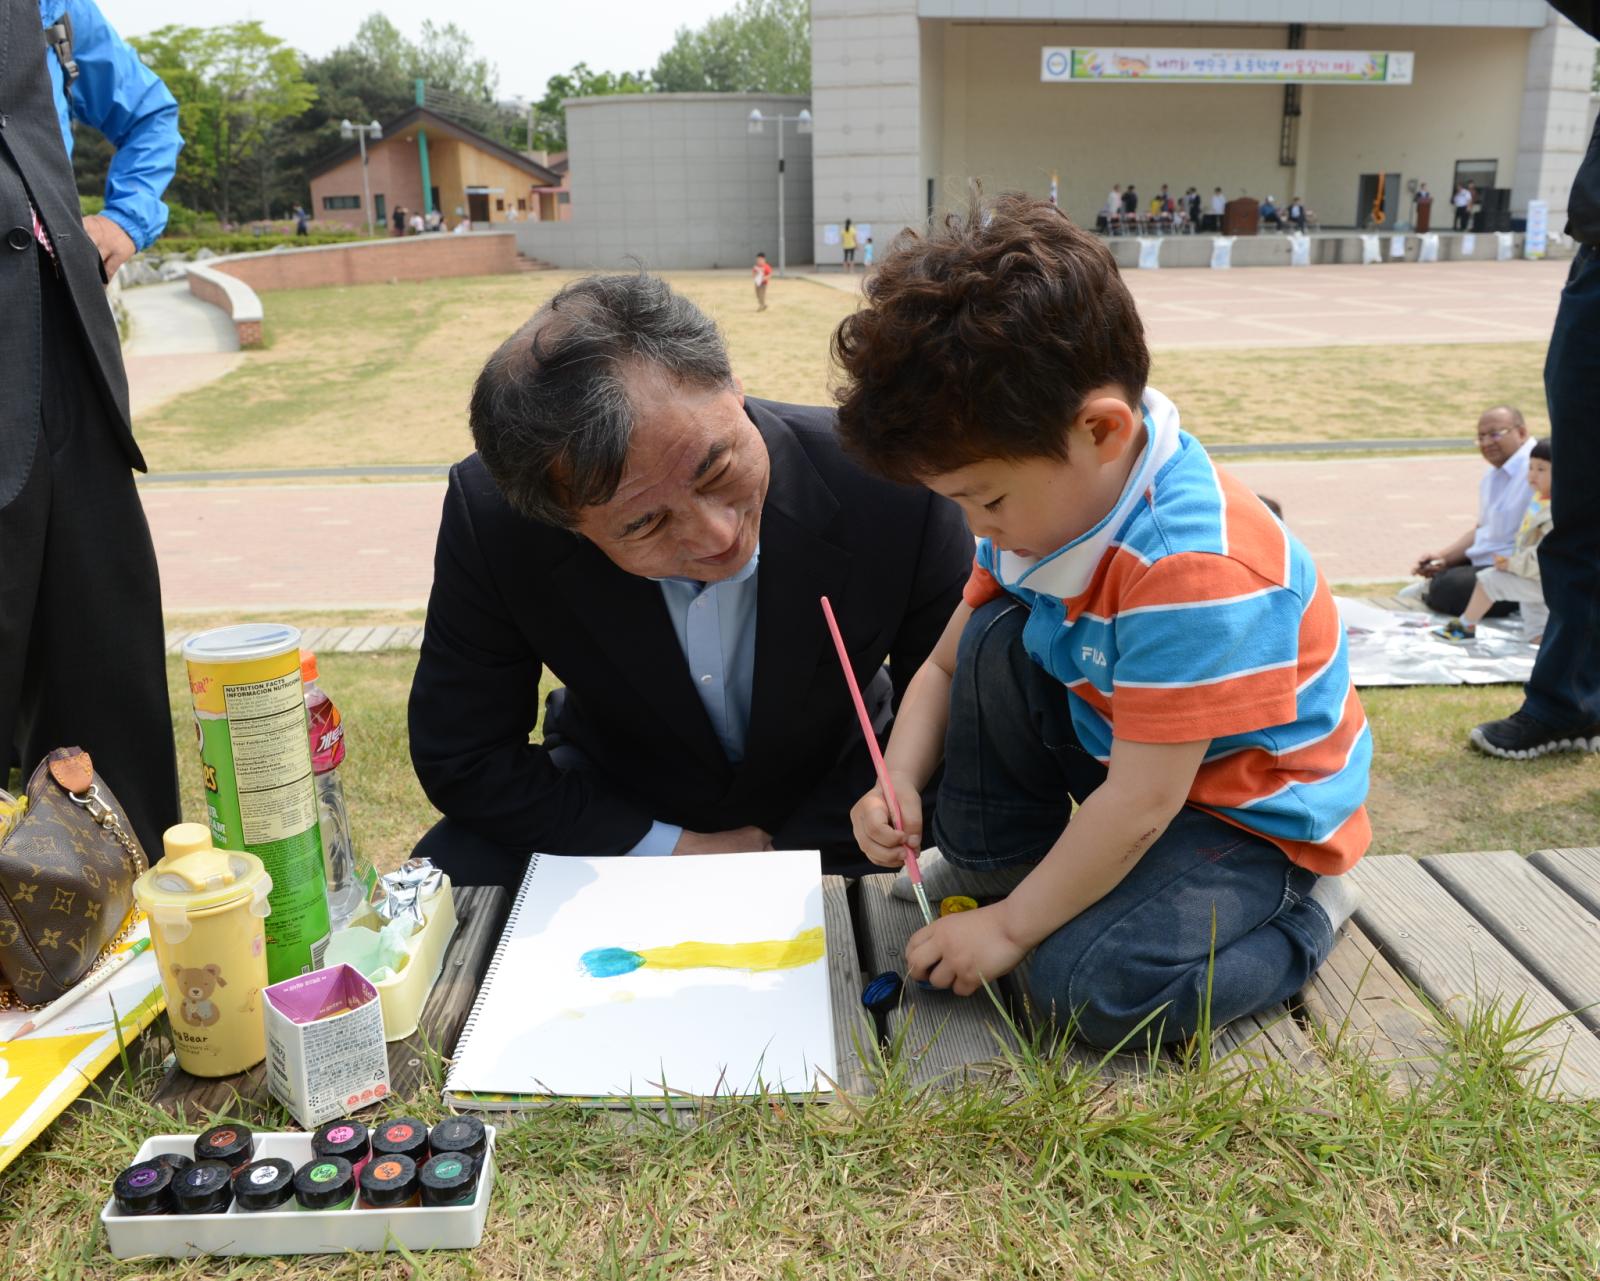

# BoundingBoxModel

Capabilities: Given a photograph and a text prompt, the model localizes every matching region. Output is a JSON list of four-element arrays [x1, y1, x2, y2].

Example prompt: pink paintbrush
[[820, 596, 935, 926]]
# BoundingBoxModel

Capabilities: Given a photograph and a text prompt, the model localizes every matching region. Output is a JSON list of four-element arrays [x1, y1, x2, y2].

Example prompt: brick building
[[308, 106, 563, 232]]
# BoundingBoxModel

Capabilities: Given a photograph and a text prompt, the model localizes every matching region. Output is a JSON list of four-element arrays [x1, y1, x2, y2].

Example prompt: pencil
[[4, 937, 151, 1041], [819, 595, 936, 926]]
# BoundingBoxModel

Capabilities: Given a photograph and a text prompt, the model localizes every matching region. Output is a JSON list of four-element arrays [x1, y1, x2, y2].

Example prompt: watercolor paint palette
[[99, 1128, 495, 1258]]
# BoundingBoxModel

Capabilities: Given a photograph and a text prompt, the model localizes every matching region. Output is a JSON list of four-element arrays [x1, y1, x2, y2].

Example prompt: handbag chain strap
[[69, 784, 149, 876]]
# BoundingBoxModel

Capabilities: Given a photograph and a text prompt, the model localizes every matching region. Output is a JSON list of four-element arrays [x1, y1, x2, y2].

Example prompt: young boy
[[753, 251, 772, 311], [1434, 438, 1552, 644], [831, 195, 1370, 1048]]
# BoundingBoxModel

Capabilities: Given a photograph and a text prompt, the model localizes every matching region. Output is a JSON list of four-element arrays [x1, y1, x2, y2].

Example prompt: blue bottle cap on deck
[[861, 971, 904, 1012]]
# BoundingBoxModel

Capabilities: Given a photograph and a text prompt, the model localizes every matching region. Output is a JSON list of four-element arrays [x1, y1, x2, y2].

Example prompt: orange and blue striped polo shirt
[[963, 389, 1371, 876]]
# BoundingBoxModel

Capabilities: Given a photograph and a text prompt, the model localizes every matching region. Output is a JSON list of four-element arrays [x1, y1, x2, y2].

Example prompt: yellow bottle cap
[[162, 822, 215, 861], [940, 895, 978, 916], [135, 827, 273, 920]]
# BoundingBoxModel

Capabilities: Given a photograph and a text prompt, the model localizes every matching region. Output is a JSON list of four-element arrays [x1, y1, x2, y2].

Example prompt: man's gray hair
[[469, 273, 734, 527]]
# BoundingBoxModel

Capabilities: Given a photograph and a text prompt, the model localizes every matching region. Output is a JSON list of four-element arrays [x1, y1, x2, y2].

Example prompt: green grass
[[3, 973, 1598, 1277], [133, 271, 1550, 473]]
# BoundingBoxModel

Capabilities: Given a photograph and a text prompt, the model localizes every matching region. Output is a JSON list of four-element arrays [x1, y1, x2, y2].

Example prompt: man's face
[[570, 366, 770, 583], [1476, 410, 1527, 467]]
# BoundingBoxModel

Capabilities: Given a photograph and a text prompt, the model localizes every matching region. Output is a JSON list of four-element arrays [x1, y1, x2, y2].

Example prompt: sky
[[102, 0, 735, 101]]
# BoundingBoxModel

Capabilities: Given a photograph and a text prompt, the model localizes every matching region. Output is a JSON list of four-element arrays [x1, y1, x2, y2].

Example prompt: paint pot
[[371, 1117, 429, 1164], [293, 1156, 356, 1211], [112, 1160, 175, 1216], [193, 1123, 255, 1174], [358, 1155, 420, 1209], [939, 895, 978, 916], [183, 625, 331, 983], [151, 1151, 194, 1179], [861, 971, 903, 1013], [173, 1160, 235, 1215], [232, 1158, 296, 1212], [419, 1153, 478, 1208], [426, 1115, 486, 1165], [312, 1118, 371, 1179]]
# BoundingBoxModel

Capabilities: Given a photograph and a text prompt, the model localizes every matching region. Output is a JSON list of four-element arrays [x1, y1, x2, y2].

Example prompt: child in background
[[863, 237, 875, 270], [1434, 438, 1553, 644], [832, 194, 1369, 1049], [752, 251, 772, 311]]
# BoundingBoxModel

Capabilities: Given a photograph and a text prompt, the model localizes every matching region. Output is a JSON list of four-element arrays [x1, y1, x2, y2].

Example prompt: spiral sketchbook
[[443, 850, 836, 1109]]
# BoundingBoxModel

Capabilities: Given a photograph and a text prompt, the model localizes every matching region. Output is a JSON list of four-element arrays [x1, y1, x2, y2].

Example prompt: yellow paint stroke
[[637, 926, 825, 974]]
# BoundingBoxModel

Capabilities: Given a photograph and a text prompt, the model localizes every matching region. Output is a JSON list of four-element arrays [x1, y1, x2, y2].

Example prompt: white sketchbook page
[[449, 850, 836, 1099]]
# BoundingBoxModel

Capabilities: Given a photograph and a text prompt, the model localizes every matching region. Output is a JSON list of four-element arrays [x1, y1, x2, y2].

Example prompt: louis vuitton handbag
[[0, 747, 149, 1007]]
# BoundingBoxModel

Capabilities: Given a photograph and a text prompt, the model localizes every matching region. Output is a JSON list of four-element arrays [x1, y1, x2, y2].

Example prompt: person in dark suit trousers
[[0, 0, 182, 858], [409, 273, 974, 893]]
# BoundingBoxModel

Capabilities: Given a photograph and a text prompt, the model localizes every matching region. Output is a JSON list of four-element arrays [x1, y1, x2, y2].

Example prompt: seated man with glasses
[[1409, 406, 1534, 618]]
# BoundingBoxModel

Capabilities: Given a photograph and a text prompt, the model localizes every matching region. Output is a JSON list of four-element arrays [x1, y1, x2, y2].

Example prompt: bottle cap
[[940, 895, 978, 916], [232, 1158, 296, 1212], [426, 1115, 486, 1163], [359, 1154, 419, 1208], [113, 1160, 175, 1216], [193, 1124, 255, 1171], [159, 823, 214, 861], [860, 971, 904, 1013], [151, 1151, 194, 1178], [311, 1118, 370, 1164], [301, 652, 319, 684], [372, 1117, 430, 1163], [173, 1160, 234, 1215], [419, 1153, 478, 1207], [294, 1155, 356, 1210]]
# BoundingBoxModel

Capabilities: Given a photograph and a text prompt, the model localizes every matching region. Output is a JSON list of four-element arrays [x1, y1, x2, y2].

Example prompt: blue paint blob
[[581, 947, 646, 978]]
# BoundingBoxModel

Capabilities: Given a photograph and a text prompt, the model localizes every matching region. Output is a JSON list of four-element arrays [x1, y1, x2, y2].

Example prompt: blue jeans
[[1524, 243, 1600, 731], [930, 599, 1336, 1048]]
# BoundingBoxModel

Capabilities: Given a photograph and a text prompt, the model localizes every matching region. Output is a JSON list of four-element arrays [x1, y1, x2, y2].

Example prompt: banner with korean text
[[1042, 48, 1414, 85]]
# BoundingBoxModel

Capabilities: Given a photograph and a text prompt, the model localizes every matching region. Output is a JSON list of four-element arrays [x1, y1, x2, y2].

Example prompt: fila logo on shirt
[[1080, 645, 1108, 668]]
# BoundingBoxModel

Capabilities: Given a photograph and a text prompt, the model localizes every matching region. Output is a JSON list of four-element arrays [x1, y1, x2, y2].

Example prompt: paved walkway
[[144, 453, 1483, 612], [121, 280, 242, 416], [805, 257, 1566, 349]]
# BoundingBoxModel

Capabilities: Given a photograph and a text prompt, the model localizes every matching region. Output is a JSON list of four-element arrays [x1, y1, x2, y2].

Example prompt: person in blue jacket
[[0, 0, 183, 858]]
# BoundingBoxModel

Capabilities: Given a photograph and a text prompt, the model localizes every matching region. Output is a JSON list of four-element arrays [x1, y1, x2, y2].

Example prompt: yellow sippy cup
[[134, 824, 273, 1077]]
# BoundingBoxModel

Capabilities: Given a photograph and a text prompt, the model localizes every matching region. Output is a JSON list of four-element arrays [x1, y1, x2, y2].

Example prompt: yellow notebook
[[0, 924, 165, 1175]]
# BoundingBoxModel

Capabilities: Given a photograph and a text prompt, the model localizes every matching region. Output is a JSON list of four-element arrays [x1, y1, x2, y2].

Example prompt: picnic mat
[[1336, 596, 1536, 688]]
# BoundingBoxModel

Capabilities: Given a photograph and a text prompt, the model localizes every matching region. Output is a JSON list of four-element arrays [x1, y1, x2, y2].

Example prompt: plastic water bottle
[[302, 652, 364, 930]]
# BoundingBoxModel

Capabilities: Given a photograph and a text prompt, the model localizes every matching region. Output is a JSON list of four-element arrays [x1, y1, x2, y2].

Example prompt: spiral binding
[[444, 852, 540, 1095]]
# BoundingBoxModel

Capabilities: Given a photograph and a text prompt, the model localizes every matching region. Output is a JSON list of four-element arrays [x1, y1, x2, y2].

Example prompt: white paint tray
[[100, 1126, 495, 1258]]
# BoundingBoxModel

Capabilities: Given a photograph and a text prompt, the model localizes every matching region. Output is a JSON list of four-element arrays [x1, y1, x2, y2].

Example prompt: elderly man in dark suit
[[409, 273, 973, 892], [0, 0, 182, 857]]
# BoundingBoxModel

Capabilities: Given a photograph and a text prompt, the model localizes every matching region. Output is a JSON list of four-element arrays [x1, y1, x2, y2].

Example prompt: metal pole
[[777, 119, 786, 278], [358, 128, 373, 238]]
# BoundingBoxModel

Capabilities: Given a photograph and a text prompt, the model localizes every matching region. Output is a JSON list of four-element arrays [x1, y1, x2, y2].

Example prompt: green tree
[[652, 0, 809, 96], [133, 22, 315, 223], [531, 62, 650, 150]]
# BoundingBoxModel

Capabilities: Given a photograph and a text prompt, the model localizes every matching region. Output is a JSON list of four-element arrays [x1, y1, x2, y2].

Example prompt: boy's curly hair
[[832, 193, 1149, 482]]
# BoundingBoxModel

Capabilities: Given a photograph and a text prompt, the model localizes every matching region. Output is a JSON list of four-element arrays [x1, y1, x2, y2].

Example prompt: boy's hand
[[849, 772, 922, 868], [905, 904, 1027, 996], [1492, 554, 1509, 571]]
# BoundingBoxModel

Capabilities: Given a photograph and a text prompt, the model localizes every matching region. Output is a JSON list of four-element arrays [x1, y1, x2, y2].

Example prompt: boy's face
[[1528, 457, 1552, 499], [923, 394, 1143, 561]]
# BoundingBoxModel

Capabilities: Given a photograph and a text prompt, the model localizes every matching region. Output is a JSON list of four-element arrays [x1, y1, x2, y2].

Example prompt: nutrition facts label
[[222, 672, 318, 846]]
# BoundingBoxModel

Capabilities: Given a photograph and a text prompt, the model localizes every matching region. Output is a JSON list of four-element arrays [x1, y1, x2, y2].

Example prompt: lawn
[[132, 271, 1549, 473], [3, 630, 1598, 1275]]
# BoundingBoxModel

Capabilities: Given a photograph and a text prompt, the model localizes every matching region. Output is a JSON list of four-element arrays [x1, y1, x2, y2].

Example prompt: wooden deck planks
[[151, 885, 509, 1122], [855, 875, 1020, 1087], [1422, 850, 1600, 1037], [1528, 848, 1600, 919], [1296, 921, 1447, 1085], [1349, 854, 1600, 1097], [1211, 1003, 1322, 1076], [822, 877, 875, 1097]]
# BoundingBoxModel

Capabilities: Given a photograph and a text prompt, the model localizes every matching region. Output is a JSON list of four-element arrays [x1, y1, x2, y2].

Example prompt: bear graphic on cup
[[173, 962, 227, 1027]]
